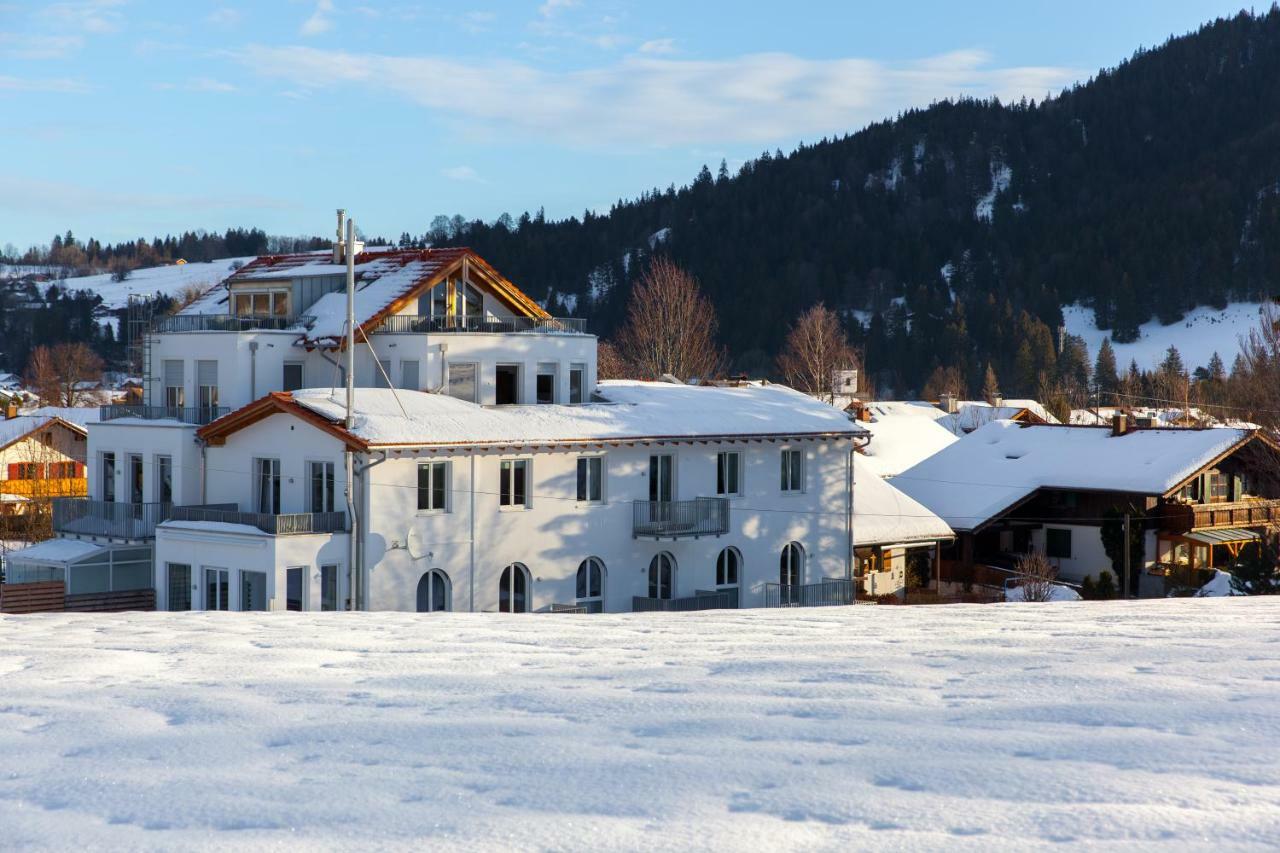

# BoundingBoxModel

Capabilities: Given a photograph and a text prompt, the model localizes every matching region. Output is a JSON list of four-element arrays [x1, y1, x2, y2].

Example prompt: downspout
[[248, 340, 258, 400], [469, 453, 476, 612], [198, 437, 208, 505], [344, 214, 358, 611], [353, 452, 390, 611]]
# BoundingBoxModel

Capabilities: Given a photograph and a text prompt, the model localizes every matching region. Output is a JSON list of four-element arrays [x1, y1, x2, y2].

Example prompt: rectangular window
[[286, 567, 305, 612], [1046, 528, 1072, 559], [569, 363, 586, 404], [101, 452, 115, 502], [233, 293, 252, 316], [155, 455, 173, 504], [308, 461, 335, 513], [163, 359, 184, 409], [417, 461, 448, 511], [536, 362, 557, 404], [495, 364, 520, 405], [648, 454, 674, 503], [271, 290, 290, 317], [780, 448, 804, 493], [128, 454, 143, 504], [399, 360, 420, 391], [1209, 470, 1229, 503], [447, 363, 478, 403], [167, 563, 192, 611], [254, 457, 281, 514], [239, 570, 268, 611], [500, 459, 529, 508], [283, 362, 304, 392], [576, 456, 603, 503], [320, 564, 339, 611], [373, 359, 392, 389], [717, 451, 742, 496], [197, 360, 218, 413]]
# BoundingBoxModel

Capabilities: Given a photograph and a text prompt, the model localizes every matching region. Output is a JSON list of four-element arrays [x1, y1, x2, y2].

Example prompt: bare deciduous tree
[[615, 258, 724, 382], [596, 340, 632, 381], [25, 343, 104, 407], [776, 303, 857, 402], [1013, 551, 1058, 603]]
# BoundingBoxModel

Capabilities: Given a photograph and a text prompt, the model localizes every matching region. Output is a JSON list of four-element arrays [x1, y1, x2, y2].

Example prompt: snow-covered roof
[[894, 420, 1255, 531], [5, 537, 103, 565], [857, 403, 958, 478], [854, 455, 953, 546], [0, 412, 91, 452], [936, 400, 1058, 435], [210, 382, 861, 449], [29, 406, 100, 429]]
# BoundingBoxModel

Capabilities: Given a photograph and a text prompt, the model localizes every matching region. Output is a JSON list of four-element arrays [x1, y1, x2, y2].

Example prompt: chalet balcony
[[53, 499, 173, 540], [167, 505, 348, 535], [762, 578, 855, 608], [1161, 498, 1280, 534], [632, 498, 730, 539], [373, 314, 587, 335], [152, 314, 312, 333], [100, 404, 230, 425]]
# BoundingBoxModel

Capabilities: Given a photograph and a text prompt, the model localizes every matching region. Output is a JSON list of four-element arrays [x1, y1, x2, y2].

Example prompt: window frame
[[716, 547, 741, 587], [307, 460, 336, 514], [716, 450, 743, 497], [568, 363, 587, 404], [648, 552, 676, 600], [499, 458, 531, 510], [780, 447, 805, 494], [101, 451, 116, 502], [575, 557, 606, 609], [446, 361, 479, 403], [499, 562, 531, 613], [282, 361, 305, 393], [155, 454, 173, 504], [254, 457, 281, 515], [575, 454, 605, 505], [535, 362, 558, 404], [417, 460, 450, 513], [1045, 528, 1072, 560]]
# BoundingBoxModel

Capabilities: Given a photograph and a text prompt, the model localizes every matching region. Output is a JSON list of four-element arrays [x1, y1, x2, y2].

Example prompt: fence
[[100, 404, 230, 425], [631, 589, 735, 612], [53, 499, 172, 540], [168, 506, 348, 535], [374, 314, 587, 335], [153, 314, 310, 333], [632, 498, 730, 539], [762, 578, 854, 608], [0, 581, 65, 614]]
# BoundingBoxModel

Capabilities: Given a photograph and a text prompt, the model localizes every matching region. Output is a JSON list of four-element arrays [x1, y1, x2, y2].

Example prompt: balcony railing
[[100, 404, 230, 425], [1162, 498, 1280, 533], [632, 589, 736, 612], [53, 499, 172, 540], [168, 506, 348, 535], [373, 314, 587, 335], [763, 578, 855, 608], [632, 498, 730, 539], [153, 314, 312, 333]]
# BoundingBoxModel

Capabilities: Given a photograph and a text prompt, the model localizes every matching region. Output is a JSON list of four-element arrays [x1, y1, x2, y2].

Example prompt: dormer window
[[232, 289, 290, 317]]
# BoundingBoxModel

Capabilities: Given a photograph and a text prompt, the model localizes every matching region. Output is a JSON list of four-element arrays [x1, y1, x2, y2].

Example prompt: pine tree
[[981, 363, 1000, 403], [1094, 338, 1119, 401]]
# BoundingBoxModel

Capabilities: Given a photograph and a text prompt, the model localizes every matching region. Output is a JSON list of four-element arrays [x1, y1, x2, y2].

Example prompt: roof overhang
[[1161, 430, 1278, 498], [197, 392, 368, 451], [1185, 527, 1260, 545]]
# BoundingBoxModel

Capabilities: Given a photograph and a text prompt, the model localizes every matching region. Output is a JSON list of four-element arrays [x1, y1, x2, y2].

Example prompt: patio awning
[[1186, 528, 1261, 545], [4, 537, 106, 567]]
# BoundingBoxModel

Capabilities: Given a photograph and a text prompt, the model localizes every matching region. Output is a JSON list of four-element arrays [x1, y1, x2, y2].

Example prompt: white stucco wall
[[1029, 524, 1158, 584], [85, 421, 201, 506]]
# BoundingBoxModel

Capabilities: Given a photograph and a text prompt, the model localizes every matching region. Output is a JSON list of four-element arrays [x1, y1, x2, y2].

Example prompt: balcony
[[1161, 498, 1280, 533], [762, 578, 855, 608], [632, 589, 737, 612], [53, 499, 172, 540], [373, 314, 587, 335], [168, 505, 348, 535], [632, 498, 730, 539], [152, 314, 312, 333], [100, 404, 230, 425]]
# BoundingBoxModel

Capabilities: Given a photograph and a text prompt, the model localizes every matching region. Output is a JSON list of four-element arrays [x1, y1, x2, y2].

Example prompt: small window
[[101, 451, 116, 502], [447, 363, 478, 403], [163, 359, 185, 409], [197, 360, 218, 412], [1209, 470, 1229, 503], [536, 362, 557, 404], [576, 557, 605, 611], [576, 456, 603, 503], [499, 563, 531, 613], [283, 362, 305, 392], [417, 569, 450, 612], [780, 448, 804, 493], [155, 455, 173, 504], [309, 461, 335, 513], [417, 461, 448, 511], [254, 457, 281, 514], [495, 364, 520, 405], [717, 451, 742, 496], [716, 547, 740, 587], [569, 363, 586, 404], [400, 360, 420, 391], [1045, 528, 1072, 559], [500, 459, 529, 508], [780, 542, 804, 601]]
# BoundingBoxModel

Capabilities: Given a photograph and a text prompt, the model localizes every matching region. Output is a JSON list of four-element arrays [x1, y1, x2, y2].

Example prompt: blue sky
[[0, 0, 1252, 250]]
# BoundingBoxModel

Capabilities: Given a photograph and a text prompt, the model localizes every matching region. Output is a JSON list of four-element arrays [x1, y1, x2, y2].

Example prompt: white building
[[7, 224, 870, 612]]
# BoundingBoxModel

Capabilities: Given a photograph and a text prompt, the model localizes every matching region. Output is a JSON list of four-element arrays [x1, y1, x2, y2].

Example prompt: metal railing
[[153, 314, 312, 333], [632, 589, 736, 612], [547, 603, 592, 614], [53, 499, 172, 540], [168, 505, 348, 535], [373, 314, 587, 335], [763, 578, 855, 608], [100, 404, 230, 425], [632, 498, 730, 539]]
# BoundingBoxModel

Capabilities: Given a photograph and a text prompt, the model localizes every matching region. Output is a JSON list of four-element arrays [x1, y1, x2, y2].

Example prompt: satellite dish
[[406, 527, 427, 560]]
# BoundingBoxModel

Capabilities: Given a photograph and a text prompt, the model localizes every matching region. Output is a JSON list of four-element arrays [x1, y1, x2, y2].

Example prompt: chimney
[[939, 392, 957, 414], [856, 404, 872, 423], [1111, 413, 1128, 436], [333, 209, 346, 264], [994, 394, 1004, 408], [4, 400, 17, 419]]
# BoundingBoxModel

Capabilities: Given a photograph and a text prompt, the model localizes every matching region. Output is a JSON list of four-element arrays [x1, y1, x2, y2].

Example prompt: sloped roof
[[0, 414, 88, 453], [894, 420, 1257, 531], [854, 455, 953, 546], [858, 403, 959, 478]]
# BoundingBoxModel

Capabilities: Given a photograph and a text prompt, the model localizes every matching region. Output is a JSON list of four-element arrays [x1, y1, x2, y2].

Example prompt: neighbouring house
[[894, 415, 1280, 597], [852, 454, 954, 597], [4, 213, 865, 613], [848, 401, 958, 478], [0, 413, 90, 515], [935, 396, 1059, 435]]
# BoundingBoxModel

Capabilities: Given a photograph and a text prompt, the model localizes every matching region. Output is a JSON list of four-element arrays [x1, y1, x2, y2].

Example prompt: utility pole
[[1123, 512, 1131, 600]]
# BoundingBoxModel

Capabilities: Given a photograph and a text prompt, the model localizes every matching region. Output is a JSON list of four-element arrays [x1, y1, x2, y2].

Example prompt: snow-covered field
[[1063, 302, 1267, 372], [2, 601, 1279, 850], [3, 258, 252, 310]]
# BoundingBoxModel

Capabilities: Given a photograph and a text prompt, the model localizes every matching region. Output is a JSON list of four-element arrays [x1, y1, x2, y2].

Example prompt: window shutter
[[163, 360, 184, 387], [6, 463, 17, 480], [197, 360, 218, 387], [75, 462, 85, 478]]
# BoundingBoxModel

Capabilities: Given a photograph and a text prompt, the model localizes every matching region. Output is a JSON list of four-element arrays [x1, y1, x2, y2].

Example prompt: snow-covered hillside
[[1, 601, 1278, 849], [1063, 301, 1267, 372], [4, 258, 252, 311]]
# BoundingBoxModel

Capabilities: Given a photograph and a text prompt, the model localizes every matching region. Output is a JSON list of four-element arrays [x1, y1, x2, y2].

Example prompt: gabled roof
[[180, 247, 549, 349], [937, 400, 1057, 435], [854, 455, 953, 546], [0, 414, 88, 454], [857, 402, 958, 478], [894, 420, 1260, 532]]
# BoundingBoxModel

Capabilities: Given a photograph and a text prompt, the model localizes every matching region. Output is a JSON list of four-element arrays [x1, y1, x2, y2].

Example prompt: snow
[[289, 382, 859, 447], [2, 600, 1280, 849], [1005, 583, 1083, 603], [853, 455, 953, 546], [936, 400, 1058, 435], [865, 157, 903, 191], [1062, 301, 1267, 372], [975, 163, 1012, 222], [895, 420, 1253, 531], [857, 402, 958, 478], [648, 227, 671, 248], [4, 537, 102, 565], [1194, 569, 1244, 597], [45, 258, 255, 311]]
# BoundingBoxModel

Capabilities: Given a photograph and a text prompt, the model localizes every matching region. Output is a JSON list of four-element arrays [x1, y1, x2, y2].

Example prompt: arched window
[[716, 547, 741, 587], [648, 553, 675, 600], [500, 563, 531, 613], [576, 557, 606, 612], [780, 542, 804, 587], [416, 569, 450, 612]]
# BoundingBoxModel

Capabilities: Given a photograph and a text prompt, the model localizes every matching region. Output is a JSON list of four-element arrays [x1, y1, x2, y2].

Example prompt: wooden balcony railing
[[1161, 498, 1280, 533]]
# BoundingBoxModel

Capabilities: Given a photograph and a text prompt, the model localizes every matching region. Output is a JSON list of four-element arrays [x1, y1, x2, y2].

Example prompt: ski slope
[[3, 258, 252, 310], [1063, 302, 1267, 372], [1, 600, 1278, 850]]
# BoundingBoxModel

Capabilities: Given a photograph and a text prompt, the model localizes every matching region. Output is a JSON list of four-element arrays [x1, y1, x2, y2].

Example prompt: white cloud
[[0, 33, 85, 60], [42, 0, 125, 35], [236, 45, 1081, 148], [638, 38, 675, 56], [188, 77, 236, 92], [538, 0, 577, 18], [441, 165, 483, 183], [301, 0, 335, 37]]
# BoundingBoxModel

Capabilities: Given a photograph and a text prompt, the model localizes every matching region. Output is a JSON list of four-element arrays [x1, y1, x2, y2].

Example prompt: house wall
[[202, 413, 351, 514], [85, 421, 201, 505], [0, 422, 87, 491], [1029, 523, 1158, 584]]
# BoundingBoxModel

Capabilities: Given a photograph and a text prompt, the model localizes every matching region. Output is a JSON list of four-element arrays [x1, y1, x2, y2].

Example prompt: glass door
[[204, 567, 229, 611], [286, 567, 306, 612], [239, 570, 267, 611]]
